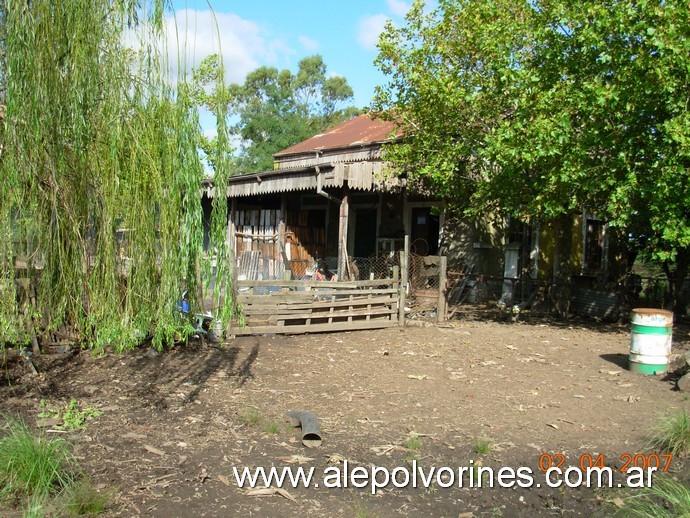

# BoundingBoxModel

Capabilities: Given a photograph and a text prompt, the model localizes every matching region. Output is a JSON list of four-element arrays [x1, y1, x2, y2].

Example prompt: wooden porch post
[[227, 197, 237, 258], [437, 255, 447, 322], [337, 186, 350, 280], [278, 193, 290, 280]]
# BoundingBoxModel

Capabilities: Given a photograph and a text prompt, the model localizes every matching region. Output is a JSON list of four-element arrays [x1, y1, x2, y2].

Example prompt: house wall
[[443, 214, 505, 278], [536, 216, 583, 281]]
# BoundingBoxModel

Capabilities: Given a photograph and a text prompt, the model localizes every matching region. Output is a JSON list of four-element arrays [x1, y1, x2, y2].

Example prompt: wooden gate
[[230, 278, 401, 335]]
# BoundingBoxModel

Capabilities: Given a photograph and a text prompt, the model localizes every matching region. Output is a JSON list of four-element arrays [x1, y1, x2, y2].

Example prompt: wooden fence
[[230, 276, 401, 335]]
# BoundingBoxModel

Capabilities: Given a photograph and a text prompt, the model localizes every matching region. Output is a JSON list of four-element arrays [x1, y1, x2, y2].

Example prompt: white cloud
[[386, 0, 411, 17], [298, 35, 320, 52], [159, 9, 291, 83], [357, 14, 390, 51]]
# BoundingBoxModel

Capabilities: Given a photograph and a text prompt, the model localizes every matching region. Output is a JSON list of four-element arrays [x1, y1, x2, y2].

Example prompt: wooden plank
[[235, 279, 397, 289], [242, 305, 396, 320], [237, 289, 399, 300], [263, 307, 396, 322], [239, 295, 395, 313], [231, 319, 397, 336]]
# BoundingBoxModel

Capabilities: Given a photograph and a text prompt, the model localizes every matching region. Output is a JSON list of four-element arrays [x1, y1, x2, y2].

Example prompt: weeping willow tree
[[0, 0, 235, 351]]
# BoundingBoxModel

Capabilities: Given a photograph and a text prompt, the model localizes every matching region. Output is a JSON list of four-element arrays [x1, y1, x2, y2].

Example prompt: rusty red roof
[[274, 114, 402, 157]]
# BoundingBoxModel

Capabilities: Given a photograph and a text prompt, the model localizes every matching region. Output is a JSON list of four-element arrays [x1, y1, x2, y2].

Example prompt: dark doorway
[[411, 207, 440, 256], [354, 208, 377, 257]]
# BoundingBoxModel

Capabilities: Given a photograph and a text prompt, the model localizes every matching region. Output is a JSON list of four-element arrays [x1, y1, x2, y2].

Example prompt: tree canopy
[[193, 54, 360, 173], [373, 0, 690, 309]]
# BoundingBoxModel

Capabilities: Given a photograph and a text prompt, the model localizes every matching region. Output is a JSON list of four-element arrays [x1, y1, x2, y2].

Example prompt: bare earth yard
[[2, 309, 689, 517]]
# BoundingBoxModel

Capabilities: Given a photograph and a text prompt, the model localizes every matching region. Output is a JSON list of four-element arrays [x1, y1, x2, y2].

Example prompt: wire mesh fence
[[232, 245, 689, 318], [234, 250, 402, 282]]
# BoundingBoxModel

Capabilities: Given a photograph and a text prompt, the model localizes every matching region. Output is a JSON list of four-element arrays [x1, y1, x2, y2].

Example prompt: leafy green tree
[[373, 0, 690, 314], [193, 54, 359, 173]]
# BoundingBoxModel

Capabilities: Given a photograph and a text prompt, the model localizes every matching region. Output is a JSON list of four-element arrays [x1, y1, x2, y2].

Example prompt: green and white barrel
[[629, 308, 673, 375]]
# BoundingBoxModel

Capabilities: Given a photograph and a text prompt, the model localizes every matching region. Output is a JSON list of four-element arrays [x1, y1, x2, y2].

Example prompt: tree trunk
[[667, 247, 689, 318], [552, 213, 573, 318]]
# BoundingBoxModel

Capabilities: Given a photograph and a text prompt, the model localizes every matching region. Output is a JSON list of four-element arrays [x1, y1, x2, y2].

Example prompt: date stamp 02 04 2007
[[538, 452, 674, 474]]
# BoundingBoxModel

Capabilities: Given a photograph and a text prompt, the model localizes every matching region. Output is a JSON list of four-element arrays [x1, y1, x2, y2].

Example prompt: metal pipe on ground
[[286, 410, 322, 448]]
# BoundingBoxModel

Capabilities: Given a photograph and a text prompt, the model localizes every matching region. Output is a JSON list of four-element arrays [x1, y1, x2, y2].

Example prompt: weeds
[[351, 498, 379, 518], [263, 421, 281, 435], [38, 399, 102, 431], [403, 434, 422, 452], [239, 407, 284, 437], [472, 437, 492, 455], [403, 433, 422, 463], [646, 410, 690, 456]]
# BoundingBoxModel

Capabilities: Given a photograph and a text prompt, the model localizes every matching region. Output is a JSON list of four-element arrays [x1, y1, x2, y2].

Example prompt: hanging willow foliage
[[0, 0, 235, 351]]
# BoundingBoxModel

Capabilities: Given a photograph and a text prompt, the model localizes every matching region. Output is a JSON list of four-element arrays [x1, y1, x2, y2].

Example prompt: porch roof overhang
[[203, 161, 402, 199]]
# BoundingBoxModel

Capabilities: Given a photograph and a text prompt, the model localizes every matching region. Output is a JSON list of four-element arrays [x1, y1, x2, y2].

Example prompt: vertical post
[[392, 265, 400, 323], [227, 198, 237, 274], [399, 235, 409, 327], [222, 197, 237, 305], [337, 187, 350, 280], [225, 197, 238, 335], [278, 193, 290, 280], [437, 255, 447, 323]]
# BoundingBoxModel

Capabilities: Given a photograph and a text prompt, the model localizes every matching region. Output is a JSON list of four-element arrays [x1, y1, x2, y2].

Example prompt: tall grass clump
[[647, 410, 690, 456], [0, 0, 236, 351], [610, 476, 690, 517], [0, 417, 75, 501]]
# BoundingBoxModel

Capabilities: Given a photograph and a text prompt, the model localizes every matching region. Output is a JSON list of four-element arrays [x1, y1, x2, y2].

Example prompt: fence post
[[437, 255, 447, 322], [399, 236, 409, 327]]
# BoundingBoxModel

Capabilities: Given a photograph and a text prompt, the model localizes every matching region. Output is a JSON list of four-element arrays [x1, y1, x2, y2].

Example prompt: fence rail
[[232, 277, 401, 335]]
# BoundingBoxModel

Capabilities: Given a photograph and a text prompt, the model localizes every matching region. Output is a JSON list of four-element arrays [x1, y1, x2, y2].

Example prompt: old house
[[203, 114, 444, 283], [203, 114, 625, 317]]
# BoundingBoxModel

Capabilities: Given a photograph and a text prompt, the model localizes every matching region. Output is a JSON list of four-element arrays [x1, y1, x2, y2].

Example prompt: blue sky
[[167, 0, 414, 110]]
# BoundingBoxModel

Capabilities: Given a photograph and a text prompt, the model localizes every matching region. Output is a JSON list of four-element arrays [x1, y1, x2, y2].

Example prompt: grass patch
[[351, 498, 379, 518], [61, 478, 109, 517], [472, 437, 492, 455], [239, 407, 284, 436], [609, 476, 690, 517], [263, 421, 281, 435], [0, 416, 109, 517], [403, 433, 422, 462], [238, 406, 261, 427], [646, 410, 690, 456], [0, 417, 75, 501], [403, 434, 422, 452]]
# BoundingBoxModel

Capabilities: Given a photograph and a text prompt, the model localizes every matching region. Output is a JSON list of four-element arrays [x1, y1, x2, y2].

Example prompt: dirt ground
[[1, 308, 689, 517]]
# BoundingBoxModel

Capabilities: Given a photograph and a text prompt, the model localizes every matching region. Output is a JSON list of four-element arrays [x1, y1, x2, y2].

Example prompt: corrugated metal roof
[[203, 163, 402, 198], [274, 114, 401, 157]]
